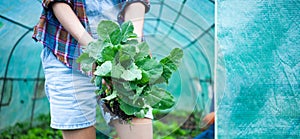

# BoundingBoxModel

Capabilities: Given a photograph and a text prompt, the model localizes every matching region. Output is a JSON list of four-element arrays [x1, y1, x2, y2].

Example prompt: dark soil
[[100, 93, 134, 121]]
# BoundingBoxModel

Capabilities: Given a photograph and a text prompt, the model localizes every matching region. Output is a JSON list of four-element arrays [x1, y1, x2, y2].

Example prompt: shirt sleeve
[[42, 0, 73, 10], [122, 0, 150, 13], [118, 0, 150, 22]]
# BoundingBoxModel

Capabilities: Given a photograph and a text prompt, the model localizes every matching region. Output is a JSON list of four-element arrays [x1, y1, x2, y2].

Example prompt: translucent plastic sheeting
[[0, 0, 215, 135], [144, 0, 214, 113], [217, 0, 300, 138], [0, 0, 48, 131]]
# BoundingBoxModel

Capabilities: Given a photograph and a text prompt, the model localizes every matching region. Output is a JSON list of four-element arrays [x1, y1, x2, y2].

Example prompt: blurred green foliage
[[0, 111, 203, 139], [0, 114, 62, 139], [153, 110, 203, 139]]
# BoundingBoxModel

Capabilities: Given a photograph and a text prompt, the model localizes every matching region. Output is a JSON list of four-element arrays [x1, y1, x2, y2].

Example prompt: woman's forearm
[[124, 2, 146, 41], [52, 2, 94, 46], [52, 2, 146, 45]]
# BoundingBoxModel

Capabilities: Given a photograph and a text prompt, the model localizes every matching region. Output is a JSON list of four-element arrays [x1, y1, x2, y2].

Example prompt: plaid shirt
[[33, 0, 150, 68]]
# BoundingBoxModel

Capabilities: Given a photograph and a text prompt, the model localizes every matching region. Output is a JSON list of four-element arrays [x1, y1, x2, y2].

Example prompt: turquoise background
[[217, 0, 300, 138]]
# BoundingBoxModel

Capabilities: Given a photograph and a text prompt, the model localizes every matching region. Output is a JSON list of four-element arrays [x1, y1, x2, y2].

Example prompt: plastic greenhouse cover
[[217, 0, 300, 138], [0, 0, 49, 131], [0, 0, 215, 133]]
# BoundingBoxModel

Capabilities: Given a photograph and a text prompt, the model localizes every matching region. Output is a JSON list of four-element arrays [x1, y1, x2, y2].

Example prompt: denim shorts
[[41, 47, 97, 129], [41, 47, 152, 129]]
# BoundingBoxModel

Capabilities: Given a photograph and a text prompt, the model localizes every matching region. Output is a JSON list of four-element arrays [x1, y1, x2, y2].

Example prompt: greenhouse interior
[[0, 0, 214, 138]]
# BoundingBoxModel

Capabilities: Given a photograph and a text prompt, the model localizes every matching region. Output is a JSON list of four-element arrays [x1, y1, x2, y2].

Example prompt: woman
[[32, 0, 151, 138]]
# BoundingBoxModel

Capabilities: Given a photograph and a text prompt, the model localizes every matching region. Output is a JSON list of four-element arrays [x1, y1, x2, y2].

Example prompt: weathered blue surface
[[217, 0, 300, 138]]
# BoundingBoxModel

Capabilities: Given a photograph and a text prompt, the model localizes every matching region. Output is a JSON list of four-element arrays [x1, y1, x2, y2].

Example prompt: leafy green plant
[[77, 20, 183, 120], [0, 114, 62, 139], [153, 111, 204, 139]]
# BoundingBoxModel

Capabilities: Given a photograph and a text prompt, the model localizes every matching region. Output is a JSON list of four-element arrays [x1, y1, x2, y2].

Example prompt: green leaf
[[76, 53, 94, 72], [110, 28, 122, 45], [127, 32, 138, 38], [134, 109, 148, 118], [118, 54, 132, 68], [119, 45, 137, 68], [76, 53, 92, 63], [111, 63, 125, 78], [95, 89, 103, 96], [144, 86, 175, 110], [84, 40, 105, 60], [121, 45, 137, 56], [170, 48, 183, 64], [115, 82, 146, 108], [111, 79, 135, 97], [119, 99, 141, 116], [134, 42, 150, 60], [129, 82, 139, 90], [161, 48, 183, 67], [102, 90, 117, 101], [121, 64, 142, 81], [97, 20, 120, 42], [138, 71, 150, 85], [101, 46, 117, 62], [125, 39, 139, 45], [136, 58, 163, 84], [122, 81, 138, 91], [121, 21, 137, 43], [132, 85, 146, 104], [159, 48, 183, 83], [94, 61, 112, 76]]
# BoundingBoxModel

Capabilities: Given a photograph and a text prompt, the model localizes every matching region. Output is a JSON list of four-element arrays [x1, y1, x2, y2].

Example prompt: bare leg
[[62, 126, 96, 139], [113, 118, 153, 139]]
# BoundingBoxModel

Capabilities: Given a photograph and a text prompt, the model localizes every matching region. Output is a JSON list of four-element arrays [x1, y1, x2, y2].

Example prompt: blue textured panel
[[217, 0, 300, 138]]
